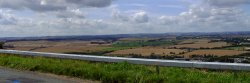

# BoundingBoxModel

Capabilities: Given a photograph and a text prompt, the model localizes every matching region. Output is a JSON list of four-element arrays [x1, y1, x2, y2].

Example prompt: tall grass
[[0, 53, 250, 83]]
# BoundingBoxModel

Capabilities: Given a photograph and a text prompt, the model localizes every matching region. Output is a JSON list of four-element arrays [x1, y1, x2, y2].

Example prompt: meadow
[[1, 53, 250, 83]]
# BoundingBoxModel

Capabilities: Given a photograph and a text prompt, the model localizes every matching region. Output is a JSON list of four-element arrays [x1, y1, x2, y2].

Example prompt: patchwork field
[[107, 47, 186, 56], [171, 39, 230, 49], [184, 50, 248, 58], [3, 39, 247, 59]]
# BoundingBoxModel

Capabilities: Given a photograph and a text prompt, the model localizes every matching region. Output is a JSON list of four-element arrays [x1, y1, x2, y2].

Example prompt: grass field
[[222, 46, 248, 51], [1, 54, 250, 83]]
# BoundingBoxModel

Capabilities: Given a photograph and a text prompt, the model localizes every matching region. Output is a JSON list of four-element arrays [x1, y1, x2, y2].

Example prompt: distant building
[[239, 42, 250, 45], [230, 58, 248, 63], [245, 47, 250, 50]]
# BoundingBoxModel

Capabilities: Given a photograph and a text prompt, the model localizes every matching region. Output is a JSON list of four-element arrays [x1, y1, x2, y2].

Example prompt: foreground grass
[[0, 54, 250, 83]]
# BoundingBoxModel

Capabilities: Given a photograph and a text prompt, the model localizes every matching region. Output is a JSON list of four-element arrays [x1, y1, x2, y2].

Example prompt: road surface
[[0, 67, 98, 83]]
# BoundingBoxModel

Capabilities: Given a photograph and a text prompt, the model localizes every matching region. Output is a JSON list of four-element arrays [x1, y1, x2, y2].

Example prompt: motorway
[[0, 67, 96, 83]]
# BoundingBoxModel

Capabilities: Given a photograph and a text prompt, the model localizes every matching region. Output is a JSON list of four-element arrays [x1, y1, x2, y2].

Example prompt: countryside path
[[0, 67, 99, 83]]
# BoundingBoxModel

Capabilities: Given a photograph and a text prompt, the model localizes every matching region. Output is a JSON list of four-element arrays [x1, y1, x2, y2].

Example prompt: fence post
[[156, 66, 160, 74]]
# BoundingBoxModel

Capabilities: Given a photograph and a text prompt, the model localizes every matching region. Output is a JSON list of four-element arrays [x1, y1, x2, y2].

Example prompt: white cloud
[[205, 0, 250, 7], [132, 11, 149, 23], [0, 0, 250, 37]]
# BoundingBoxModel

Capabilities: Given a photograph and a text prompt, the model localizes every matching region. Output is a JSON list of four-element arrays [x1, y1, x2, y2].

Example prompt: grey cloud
[[111, 9, 149, 23], [0, 12, 17, 25], [159, 16, 179, 25], [56, 9, 85, 18], [0, 0, 66, 12], [66, 0, 112, 8], [111, 9, 129, 21], [0, 0, 112, 12]]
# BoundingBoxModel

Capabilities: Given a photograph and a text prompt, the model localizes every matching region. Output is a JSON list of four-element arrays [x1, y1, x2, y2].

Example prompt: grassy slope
[[0, 54, 250, 83]]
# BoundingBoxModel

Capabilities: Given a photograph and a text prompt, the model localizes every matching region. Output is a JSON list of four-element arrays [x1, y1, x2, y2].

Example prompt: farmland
[[2, 35, 250, 63], [170, 39, 230, 49], [112, 39, 177, 47], [4, 40, 112, 54], [107, 47, 186, 56], [183, 50, 248, 58], [1, 53, 250, 83]]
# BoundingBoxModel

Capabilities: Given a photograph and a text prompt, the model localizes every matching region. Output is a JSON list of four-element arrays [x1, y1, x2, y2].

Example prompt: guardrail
[[0, 49, 250, 71]]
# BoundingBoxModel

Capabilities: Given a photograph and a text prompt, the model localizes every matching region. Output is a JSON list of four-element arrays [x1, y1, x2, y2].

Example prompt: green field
[[0, 53, 250, 83], [223, 46, 245, 51]]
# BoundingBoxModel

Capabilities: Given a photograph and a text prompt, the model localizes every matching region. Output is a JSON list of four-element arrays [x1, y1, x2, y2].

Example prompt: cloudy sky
[[0, 0, 249, 37]]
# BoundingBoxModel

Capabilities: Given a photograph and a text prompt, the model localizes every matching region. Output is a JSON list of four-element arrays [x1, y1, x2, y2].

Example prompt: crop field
[[112, 39, 178, 47], [1, 53, 250, 83], [35, 45, 110, 53], [222, 46, 248, 51], [4, 40, 112, 54], [118, 38, 159, 41], [184, 50, 248, 58], [107, 47, 186, 56], [171, 39, 230, 49], [178, 39, 210, 44]]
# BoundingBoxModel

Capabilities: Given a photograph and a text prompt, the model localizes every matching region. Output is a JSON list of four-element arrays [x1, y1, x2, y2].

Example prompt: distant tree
[[170, 52, 175, 55], [150, 53, 155, 56], [0, 42, 4, 49]]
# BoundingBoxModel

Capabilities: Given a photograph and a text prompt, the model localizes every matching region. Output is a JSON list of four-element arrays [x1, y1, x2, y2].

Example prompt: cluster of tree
[[223, 38, 249, 45], [127, 53, 183, 59]]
